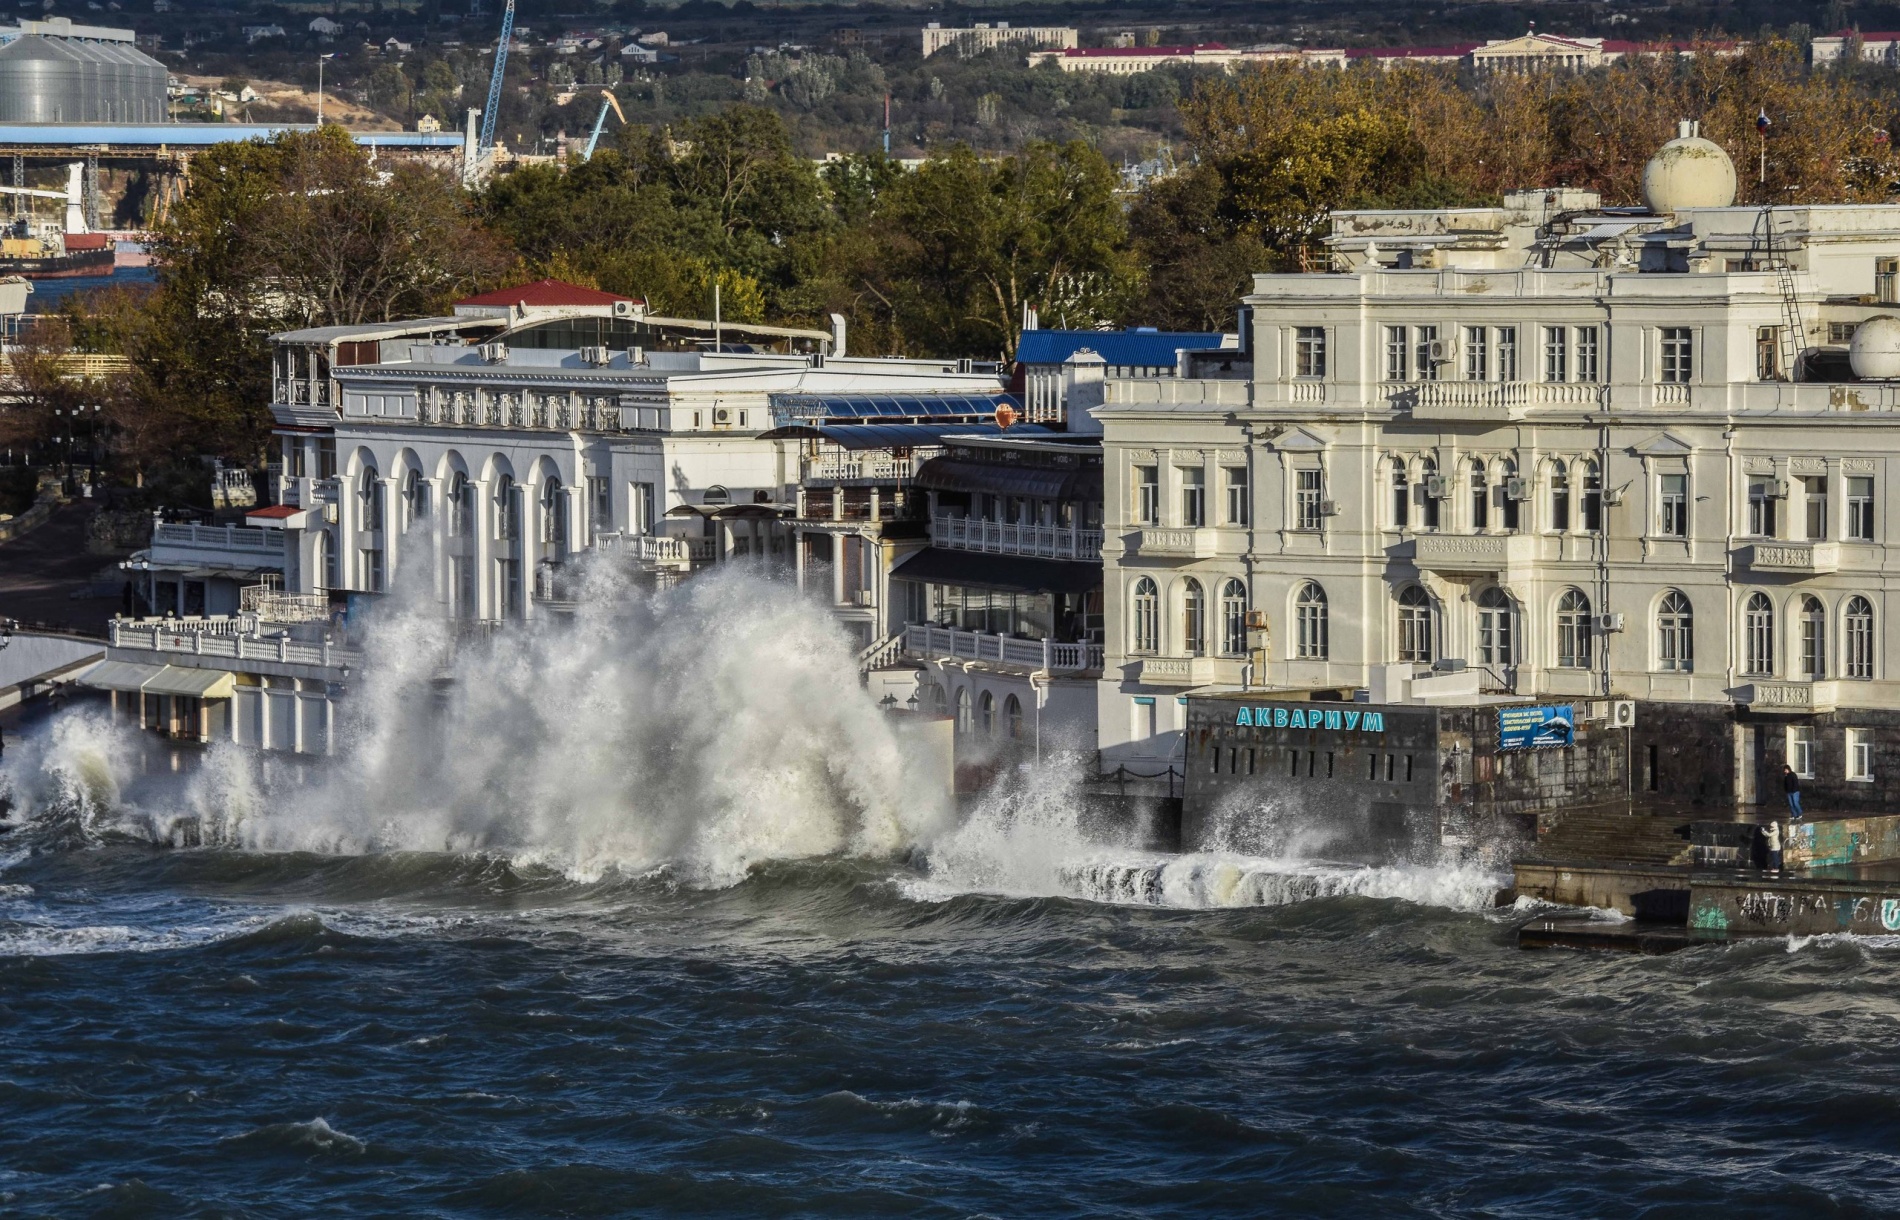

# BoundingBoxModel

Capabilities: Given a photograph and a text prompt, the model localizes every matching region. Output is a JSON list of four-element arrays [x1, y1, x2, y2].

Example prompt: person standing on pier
[[1762, 818, 1783, 874], [1782, 764, 1803, 820]]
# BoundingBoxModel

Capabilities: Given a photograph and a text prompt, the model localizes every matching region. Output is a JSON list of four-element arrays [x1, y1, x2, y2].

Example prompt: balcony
[[1134, 655, 1220, 686], [902, 624, 1103, 672], [1129, 527, 1219, 559], [1741, 541, 1839, 575], [1737, 680, 1839, 712], [597, 532, 716, 571], [802, 453, 919, 483], [932, 513, 1102, 562], [1411, 531, 1535, 574], [149, 522, 289, 571], [1385, 380, 1607, 421], [109, 617, 361, 673], [240, 580, 329, 624]]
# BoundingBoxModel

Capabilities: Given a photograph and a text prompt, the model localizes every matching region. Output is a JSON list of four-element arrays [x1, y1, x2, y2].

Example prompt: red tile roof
[[454, 278, 633, 308], [246, 505, 302, 519]]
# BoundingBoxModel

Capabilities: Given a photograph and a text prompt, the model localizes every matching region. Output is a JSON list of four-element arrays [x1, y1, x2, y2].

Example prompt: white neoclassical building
[[1096, 126, 1900, 799]]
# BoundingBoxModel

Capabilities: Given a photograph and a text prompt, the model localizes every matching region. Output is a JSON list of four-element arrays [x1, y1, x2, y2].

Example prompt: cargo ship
[[0, 162, 115, 279]]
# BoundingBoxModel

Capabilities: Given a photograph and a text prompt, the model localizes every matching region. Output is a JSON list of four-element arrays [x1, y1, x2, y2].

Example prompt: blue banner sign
[[1498, 704, 1575, 751], [1234, 705, 1384, 733]]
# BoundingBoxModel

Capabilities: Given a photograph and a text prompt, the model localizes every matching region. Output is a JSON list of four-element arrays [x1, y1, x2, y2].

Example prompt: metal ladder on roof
[[1762, 205, 1805, 380]]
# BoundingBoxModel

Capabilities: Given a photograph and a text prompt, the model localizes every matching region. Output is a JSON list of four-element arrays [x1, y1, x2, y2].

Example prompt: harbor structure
[[1095, 123, 1900, 829]]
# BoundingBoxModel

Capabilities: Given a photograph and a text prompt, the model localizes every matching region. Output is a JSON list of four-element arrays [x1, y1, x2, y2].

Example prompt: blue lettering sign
[[1344, 710, 1360, 730], [1364, 712, 1384, 732], [1274, 708, 1289, 727], [1324, 710, 1342, 730], [1235, 707, 1253, 726], [1289, 708, 1307, 729], [1498, 705, 1574, 751]]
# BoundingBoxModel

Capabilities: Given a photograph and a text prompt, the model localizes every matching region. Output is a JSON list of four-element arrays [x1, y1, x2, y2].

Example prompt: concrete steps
[[1530, 811, 1696, 867]]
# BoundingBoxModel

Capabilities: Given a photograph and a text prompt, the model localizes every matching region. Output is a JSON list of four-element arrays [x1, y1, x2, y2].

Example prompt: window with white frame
[[1295, 469, 1324, 531], [1224, 467, 1249, 525], [1847, 596, 1875, 679], [1419, 457, 1440, 530], [1390, 460, 1409, 529], [1660, 328, 1694, 383], [1397, 585, 1434, 663], [1414, 326, 1441, 382], [1799, 595, 1826, 679], [1470, 459, 1488, 530], [1296, 581, 1328, 660], [1542, 327, 1568, 382], [1134, 465, 1159, 526], [1657, 590, 1694, 672], [1849, 476, 1875, 541], [1744, 592, 1774, 676], [1496, 327, 1518, 381], [1295, 327, 1326, 378], [1131, 577, 1159, 653], [1180, 467, 1205, 527], [1658, 473, 1687, 537], [1580, 459, 1602, 532], [1183, 579, 1206, 656], [1803, 476, 1828, 541], [1748, 475, 1778, 537], [1463, 326, 1488, 381], [1384, 326, 1409, 381], [1476, 586, 1514, 665], [1556, 588, 1591, 669], [1788, 725, 1814, 778], [1549, 460, 1570, 531], [1576, 326, 1600, 383], [1848, 727, 1874, 781], [1221, 579, 1248, 655]]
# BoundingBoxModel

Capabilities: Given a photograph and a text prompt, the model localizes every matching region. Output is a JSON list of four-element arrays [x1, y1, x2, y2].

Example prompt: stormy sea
[[4, 570, 1899, 1217]]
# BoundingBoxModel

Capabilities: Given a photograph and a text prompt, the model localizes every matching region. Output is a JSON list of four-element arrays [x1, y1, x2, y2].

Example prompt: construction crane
[[477, 0, 515, 159], [580, 91, 627, 161], [0, 164, 87, 235]]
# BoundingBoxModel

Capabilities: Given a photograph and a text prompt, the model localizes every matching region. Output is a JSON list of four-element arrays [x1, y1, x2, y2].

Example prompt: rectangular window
[[1756, 326, 1780, 381], [1463, 326, 1488, 381], [1804, 475, 1828, 541], [1542, 326, 1567, 382], [1295, 327, 1326, 378], [316, 438, 337, 481], [1414, 326, 1440, 382], [1576, 326, 1600, 383], [1659, 474, 1687, 537], [630, 482, 656, 535], [1134, 466, 1159, 526], [1848, 727, 1874, 781], [1496, 327, 1518, 382], [1849, 476, 1874, 541], [1384, 326, 1409, 382], [1789, 726, 1814, 779], [1830, 321, 1858, 344], [1660, 328, 1694, 383], [1179, 467, 1205, 527], [1880, 257, 1899, 305], [1749, 476, 1778, 537], [1224, 467, 1249, 526], [588, 476, 610, 540], [285, 437, 307, 479], [1295, 469, 1324, 531]]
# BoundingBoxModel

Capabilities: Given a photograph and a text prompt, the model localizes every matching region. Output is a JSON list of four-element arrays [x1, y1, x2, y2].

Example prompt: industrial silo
[[0, 18, 167, 123]]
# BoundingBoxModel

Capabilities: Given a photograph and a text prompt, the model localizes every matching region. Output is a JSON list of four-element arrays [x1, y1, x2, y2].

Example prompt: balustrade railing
[[931, 513, 1103, 561], [902, 624, 1103, 671], [109, 618, 361, 669], [152, 523, 285, 554], [804, 454, 919, 482]]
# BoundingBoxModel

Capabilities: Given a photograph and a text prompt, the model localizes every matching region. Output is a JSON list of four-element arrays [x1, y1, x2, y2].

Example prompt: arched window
[[360, 467, 382, 531], [447, 472, 472, 538], [1556, 588, 1591, 669], [1004, 694, 1023, 740], [1397, 585, 1434, 663], [1220, 579, 1248, 656], [1419, 457, 1440, 530], [541, 477, 567, 550], [1296, 581, 1328, 660], [1470, 459, 1488, 530], [1846, 596, 1875, 680], [495, 475, 519, 542], [955, 687, 972, 735], [1182, 578, 1206, 656], [928, 683, 948, 716], [1580, 458, 1603, 532], [1499, 458, 1520, 531], [1390, 459, 1409, 529], [1744, 592, 1774, 676], [703, 484, 730, 505], [1131, 577, 1159, 653], [1657, 590, 1693, 672], [403, 468, 428, 529], [1477, 586, 1514, 665], [1550, 460, 1570, 532], [1800, 595, 1826, 680], [979, 690, 995, 737]]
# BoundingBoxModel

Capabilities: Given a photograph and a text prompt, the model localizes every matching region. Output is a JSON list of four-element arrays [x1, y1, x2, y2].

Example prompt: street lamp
[[316, 53, 335, 127]]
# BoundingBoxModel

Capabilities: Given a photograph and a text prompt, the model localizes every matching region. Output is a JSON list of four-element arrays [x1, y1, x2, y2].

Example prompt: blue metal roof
[[769, 391, 1019, 422], [0, 123, 465, 147], [1015, 328, 1225, 368], [759, 422, 1050, 450]]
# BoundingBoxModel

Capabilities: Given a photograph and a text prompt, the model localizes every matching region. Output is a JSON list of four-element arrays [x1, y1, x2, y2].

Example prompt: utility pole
[[317, 53, 334, 126]]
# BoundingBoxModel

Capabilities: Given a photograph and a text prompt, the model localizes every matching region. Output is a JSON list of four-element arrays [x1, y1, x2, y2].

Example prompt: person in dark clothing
[[1782, 764, 1804, 819]]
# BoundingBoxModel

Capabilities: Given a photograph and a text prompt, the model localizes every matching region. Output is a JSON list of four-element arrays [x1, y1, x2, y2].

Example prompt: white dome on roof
[[1641, 122, 1737, 213], [1851, 315, 1900, 380]]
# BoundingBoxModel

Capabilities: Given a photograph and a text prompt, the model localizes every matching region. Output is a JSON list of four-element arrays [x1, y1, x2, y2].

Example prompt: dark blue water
[[24, 265, 155, 311], [5, 823, 1900, 1217]]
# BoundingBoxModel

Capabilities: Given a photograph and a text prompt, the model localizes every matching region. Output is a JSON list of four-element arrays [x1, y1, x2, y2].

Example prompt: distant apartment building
[[1029, 31, 1726, 76], [1811, 31, 1900, 66], [1029, 43, 1344, 73], [923, 21, 1076, 58]]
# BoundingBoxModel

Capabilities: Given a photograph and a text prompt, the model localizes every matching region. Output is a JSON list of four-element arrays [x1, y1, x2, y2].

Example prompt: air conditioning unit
[[713, 407, 733, 427], [579, 345, 612, 367], [1594, 612, 1625, 633], [612, 299, 646, 318], [1602, 486, 1625, 506], [1424, 474, 1450, 499], [1771, 478, 1791, 499], [1318, 499, 1338, 517], [1505, 476, 1530, 501], [479, 341, 509, 363], [1610, 700, 1637, 729], [1245, 610, 1269, 629], [1425, 338, 1455, 364], [322, 503, 339, 524]]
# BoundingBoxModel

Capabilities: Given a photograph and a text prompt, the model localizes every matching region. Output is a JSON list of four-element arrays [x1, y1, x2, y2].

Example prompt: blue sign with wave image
[[1498, 704, 1575, 751]]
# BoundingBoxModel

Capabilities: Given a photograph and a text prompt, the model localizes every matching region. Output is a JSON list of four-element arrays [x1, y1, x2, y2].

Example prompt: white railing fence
[[152, 522, 283, 554], [110, 619, 361, 670], [901, 624, 1104, 672], [931, 513, 1103, 561]]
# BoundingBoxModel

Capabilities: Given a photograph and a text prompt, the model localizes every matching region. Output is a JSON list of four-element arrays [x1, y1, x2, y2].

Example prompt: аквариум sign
[[1233, 705, 1385, 733]]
